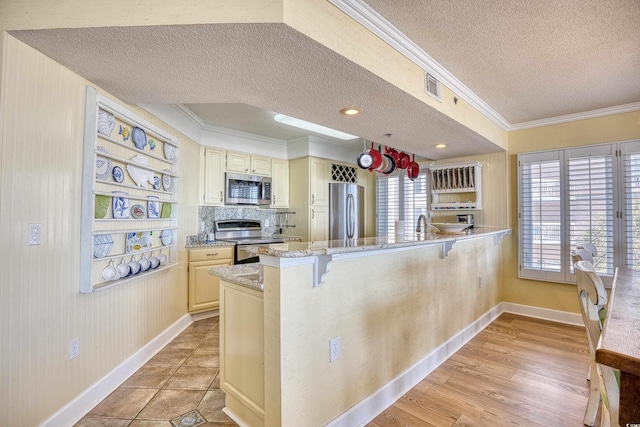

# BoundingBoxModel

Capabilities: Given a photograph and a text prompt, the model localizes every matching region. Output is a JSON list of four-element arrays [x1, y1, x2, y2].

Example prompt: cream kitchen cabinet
[[270, 159, 289, 208], [226, 151, 271, 176], [201, 147, 225, 206], [219, 278, 265, 425], [188, 246, 234, 313], [288, 157, 335, 241], [310, 158, 330, 206], [309, 206, 328, 241]]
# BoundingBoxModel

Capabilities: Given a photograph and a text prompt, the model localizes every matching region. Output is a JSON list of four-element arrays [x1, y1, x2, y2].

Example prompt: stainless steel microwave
[[225, 173, 272, 206]]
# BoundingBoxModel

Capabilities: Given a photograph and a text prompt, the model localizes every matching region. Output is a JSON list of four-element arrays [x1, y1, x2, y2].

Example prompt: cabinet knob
[[312, 194, 315, 204], [220, 191, 223, 202], [245, 168, 248, 172], [206, 253, 219, 257], [312, 209, 315, 219]]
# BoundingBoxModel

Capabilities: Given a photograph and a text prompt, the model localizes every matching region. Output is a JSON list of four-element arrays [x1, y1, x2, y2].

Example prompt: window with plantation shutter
[[401, 172, 429, 235], [377, 171, 429, 237], [566, 146, 615, 277], [518, 152, 563, 281], [621, 140, 640, 270], [518, 140, 640, 285], [376, 174, 400, 236]]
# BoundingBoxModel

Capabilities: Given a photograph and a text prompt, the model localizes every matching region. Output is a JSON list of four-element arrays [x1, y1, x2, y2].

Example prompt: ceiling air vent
[[425, 72, 441, 101]]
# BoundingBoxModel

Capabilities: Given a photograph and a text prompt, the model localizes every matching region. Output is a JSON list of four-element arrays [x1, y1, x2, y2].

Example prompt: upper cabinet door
[[310, 158, 330, 206], [251, 155, 271, 176], [203, 148, 225, 205], [271, 159, 289, 208], [226, 151, 250, 173]]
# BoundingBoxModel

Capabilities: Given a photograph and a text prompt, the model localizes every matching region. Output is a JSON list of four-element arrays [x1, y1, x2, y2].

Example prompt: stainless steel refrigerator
[[329, 183, 364, 240]]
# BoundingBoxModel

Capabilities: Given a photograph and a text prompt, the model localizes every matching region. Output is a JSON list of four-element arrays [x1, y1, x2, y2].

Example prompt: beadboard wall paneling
[[0, 34, 199, 426], [429, 151, 509, 228]]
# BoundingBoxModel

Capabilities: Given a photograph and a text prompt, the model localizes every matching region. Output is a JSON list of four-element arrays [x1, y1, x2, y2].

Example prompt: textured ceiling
[[9, 1, 639, 159], [11, 23, 500, 160], [364, 0, 640, 123]]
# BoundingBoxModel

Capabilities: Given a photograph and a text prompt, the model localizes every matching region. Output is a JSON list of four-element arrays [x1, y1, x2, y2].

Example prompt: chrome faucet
[[416, 214, 429, 233]]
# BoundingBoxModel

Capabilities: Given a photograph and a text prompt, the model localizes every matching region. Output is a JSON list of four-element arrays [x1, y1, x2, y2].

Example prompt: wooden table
[[596, 267, 640, 425]]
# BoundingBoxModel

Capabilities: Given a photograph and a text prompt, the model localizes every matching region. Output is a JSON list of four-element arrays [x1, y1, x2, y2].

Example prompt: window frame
[[376, 168, 430, 237], [518, 139, 640, 286]]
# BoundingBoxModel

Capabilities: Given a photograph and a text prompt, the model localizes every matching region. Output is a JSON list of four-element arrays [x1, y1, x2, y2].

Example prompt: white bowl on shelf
[[431, 223, 471, 233]]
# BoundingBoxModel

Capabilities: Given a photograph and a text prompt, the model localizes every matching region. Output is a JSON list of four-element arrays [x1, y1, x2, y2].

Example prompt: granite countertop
[[186, 241, 235, 249], [210, 264, 263, 291], [249, 227, 511, 258], [273, 234, 303, 241]]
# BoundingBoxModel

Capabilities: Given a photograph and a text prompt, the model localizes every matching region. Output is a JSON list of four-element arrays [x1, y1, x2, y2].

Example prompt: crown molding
[[173, 104, 288, 146], [509, 102, 640, 131], [328, 0, 640, 132], [328, 0, 511, 131]]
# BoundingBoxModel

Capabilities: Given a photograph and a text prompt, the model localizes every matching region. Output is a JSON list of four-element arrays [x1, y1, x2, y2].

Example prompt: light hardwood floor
[[79, 313, 597, 426], [368, 313, 599, 427]]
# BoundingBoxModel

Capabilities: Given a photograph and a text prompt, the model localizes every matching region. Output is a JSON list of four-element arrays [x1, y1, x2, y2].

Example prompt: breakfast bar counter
[[213, 227, 510, 427]]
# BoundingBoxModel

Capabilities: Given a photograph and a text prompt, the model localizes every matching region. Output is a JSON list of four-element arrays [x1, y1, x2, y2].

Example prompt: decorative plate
[[153, 176, 161, 190], [132, 127, 147, 150], [126, 231, 152, 253], [112, 191, 130, 219], [95, 146, 112, 180], [97, 110, 115, 137], [112, 165, 124, 183], [119, 125, 130, 142], [160, 202, 172, 219], [160, 229, 173, 246], [163, 143, 176, 161], [131, 204, 146, 219], [126, 155, 154, 188], [162, 170, 173, 191], [93, 234, 114, 258], [94, 195, 110, 219], [147, 196, 160, 219]]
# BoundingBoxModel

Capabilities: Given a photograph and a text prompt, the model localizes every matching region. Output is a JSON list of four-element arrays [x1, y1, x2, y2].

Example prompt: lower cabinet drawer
[[188, 246, 234, 262]]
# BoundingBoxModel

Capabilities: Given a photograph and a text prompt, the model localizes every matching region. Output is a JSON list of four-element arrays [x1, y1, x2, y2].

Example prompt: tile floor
[[76, 316, 238, 427]]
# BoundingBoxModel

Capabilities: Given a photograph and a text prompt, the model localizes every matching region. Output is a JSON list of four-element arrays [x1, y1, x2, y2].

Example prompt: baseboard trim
[[39, 313, 195, 427], [500, 301, 583, 326], [327, 302, 583, 427]]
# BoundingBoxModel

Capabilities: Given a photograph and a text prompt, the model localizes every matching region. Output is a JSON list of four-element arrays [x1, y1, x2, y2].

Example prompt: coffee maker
[[457, 214, 474, 228]]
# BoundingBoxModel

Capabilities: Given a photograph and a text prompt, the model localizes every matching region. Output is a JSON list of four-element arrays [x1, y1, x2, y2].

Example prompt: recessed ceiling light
[[340, 107, 360, 115], [274, 114, 359, 140], [435, 144, 447, 148]]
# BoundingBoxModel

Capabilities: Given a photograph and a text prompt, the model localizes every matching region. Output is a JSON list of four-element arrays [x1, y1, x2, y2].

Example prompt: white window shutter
[[621, 140, 640, 270], [377, 171, 428, 237], [518, 152, 564, 281], [566, 146, 615, 277], [376, 174, 400, 236]]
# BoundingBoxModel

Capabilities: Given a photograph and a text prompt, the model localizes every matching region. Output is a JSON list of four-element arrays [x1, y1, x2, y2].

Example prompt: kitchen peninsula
[[212, 227, 510, 427]]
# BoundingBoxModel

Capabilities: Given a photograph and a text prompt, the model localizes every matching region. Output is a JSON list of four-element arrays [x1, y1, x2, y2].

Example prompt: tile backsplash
[[199, 206, 277, 237]]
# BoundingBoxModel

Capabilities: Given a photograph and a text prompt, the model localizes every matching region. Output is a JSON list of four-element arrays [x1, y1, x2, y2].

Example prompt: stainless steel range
[[214, 219, 285, 264]]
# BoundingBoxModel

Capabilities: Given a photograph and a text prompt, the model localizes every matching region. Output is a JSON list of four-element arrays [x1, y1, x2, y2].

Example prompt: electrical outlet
[[28, 223, 41, 246], [69, 338, 79, 360], [330, 336, 340, 363]]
